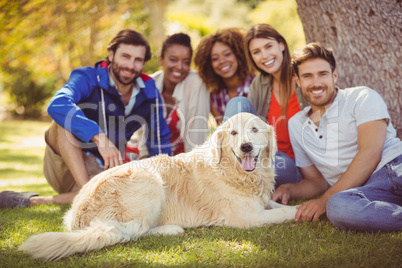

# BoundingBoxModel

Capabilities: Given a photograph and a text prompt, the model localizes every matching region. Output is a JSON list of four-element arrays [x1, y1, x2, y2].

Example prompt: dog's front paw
[[275, 206, 297, 223], [148, 225, 184, 236], [285, 206, 297, 219]]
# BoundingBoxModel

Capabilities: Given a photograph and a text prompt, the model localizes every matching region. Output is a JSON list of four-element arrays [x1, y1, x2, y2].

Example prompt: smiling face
[[296, 58, 338, 113], [160, 44, 191, 87], [215, 113, 277, 173], [210, 42, 238, 79], [248, 37, 284, 76], [108, 43, 146, 86]]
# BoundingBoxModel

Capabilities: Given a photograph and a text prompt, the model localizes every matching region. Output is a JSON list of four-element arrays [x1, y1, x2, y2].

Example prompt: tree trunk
[[144, 0, 169, 55], [296, 0, 402, 138]]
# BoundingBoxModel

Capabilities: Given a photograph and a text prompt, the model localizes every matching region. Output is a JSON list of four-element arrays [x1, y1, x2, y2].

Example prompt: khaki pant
[[43, 130, 103, 194]]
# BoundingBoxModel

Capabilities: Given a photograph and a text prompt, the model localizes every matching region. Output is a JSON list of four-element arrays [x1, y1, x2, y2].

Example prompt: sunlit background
[[0, 0, 305, 119]]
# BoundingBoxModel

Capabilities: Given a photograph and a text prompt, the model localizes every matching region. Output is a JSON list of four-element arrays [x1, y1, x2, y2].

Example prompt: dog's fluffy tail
[[18, 219, 149, 261]]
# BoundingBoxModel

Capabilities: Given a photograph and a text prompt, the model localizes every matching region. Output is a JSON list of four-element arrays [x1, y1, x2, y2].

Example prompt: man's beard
[[304, 85, 337, 107], [110, 60, 141, 86]]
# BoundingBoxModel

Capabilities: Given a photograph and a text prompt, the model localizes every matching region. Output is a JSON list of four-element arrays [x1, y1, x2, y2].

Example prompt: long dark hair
[[246, 24, 292, 115]]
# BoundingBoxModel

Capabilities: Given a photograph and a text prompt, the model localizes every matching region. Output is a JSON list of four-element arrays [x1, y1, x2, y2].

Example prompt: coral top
[[267, 91, 300, 159]]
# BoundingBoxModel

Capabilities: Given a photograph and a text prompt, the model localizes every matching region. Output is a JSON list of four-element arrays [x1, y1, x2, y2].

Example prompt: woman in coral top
[[225, 24, 308, 187]]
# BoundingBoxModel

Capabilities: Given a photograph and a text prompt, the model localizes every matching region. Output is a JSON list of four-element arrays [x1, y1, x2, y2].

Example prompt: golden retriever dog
[[19, 113, 297, 260]]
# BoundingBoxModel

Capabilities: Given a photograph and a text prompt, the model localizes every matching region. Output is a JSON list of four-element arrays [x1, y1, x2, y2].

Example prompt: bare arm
[[91, 132, 123, 170], [295, 119, 387, 222], [271, 164, 329, 204]]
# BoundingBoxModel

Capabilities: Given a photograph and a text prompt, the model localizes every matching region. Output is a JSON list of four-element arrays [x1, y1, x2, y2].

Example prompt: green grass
[[0, 120, 55, 194], [0, 120, 401, 267]]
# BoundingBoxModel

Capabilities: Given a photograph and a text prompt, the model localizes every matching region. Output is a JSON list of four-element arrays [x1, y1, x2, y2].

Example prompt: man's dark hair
[[106, 29, 152, 63], [292, 42, 336, 77]]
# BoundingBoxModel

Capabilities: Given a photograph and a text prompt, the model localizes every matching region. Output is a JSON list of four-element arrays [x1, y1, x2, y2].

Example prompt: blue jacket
[[47, 60, 171, 161]]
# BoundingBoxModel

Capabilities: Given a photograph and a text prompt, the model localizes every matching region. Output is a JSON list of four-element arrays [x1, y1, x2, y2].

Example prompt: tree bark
[[144, 0, 168, 55], [296, 0, 402, 138]]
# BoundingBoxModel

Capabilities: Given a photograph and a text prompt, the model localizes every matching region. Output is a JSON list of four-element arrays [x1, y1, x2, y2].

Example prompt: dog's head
[[211, 113, 277, 173]]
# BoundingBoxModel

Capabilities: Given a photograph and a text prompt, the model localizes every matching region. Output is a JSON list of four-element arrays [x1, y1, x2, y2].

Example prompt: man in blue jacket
[[0, 29, 171, 208]]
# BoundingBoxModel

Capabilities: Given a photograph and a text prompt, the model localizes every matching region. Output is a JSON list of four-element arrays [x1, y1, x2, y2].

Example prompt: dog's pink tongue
[[241, 156, 256, 171]]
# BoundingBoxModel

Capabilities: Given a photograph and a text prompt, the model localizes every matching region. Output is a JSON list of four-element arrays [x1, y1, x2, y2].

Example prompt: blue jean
[[224, 97, 302, 188], [274, 151, 302, 187], [223, 96, 257, 123], [327, 154, 402, 232]]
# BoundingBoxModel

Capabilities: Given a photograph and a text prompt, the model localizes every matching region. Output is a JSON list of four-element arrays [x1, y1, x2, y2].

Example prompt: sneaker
[[0, 191, 38, 208]]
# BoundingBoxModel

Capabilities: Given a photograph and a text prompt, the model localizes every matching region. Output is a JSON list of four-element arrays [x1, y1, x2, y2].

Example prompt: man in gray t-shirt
[[271, 42, 402, 232]]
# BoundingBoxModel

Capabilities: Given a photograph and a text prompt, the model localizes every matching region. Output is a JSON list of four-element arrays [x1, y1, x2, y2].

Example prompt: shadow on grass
[[119, 221, 401, 267], [1, 206, 401, 267], [1, 183, 56, 196], [0, 204, 70, 224]]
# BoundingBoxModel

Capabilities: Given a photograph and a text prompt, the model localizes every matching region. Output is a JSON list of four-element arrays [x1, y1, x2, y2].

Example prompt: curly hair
[[194, 28, 253, 93]]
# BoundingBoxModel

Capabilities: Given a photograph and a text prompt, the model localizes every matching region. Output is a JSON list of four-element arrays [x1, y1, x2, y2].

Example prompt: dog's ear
[[266, 124, 277, 163]]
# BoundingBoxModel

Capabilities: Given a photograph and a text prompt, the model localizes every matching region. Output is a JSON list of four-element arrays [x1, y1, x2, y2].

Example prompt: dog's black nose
[[240, 142, 253, 153]]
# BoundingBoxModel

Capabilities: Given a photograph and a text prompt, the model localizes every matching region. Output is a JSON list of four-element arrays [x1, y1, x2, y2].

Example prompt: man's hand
[[271, 184, 291, 205], [92, 133, 123, 170], [295, 197, 327, 222], [292, 119, 388, 223]]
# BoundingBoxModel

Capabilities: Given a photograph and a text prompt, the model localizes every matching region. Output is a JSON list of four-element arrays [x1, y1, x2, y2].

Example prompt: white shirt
[[135, 69, 210, 157], [289, 86, 402, 185], [108, 73, 145, 116]]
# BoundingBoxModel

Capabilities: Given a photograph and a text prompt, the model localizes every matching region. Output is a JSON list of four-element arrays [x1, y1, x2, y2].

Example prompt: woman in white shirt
[[127, 33, 210, 159]]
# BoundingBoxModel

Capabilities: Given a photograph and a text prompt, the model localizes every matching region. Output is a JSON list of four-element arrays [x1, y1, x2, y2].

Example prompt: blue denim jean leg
[[327, 154, 402, 232], [223, 96, 257, 123], [274, 151, 302, 188]]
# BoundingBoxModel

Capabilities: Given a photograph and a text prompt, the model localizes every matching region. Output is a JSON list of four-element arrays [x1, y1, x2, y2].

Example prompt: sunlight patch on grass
[[137, 238, 260, 266], [0, 120, 50, 190], [0, 120, 401, 267]]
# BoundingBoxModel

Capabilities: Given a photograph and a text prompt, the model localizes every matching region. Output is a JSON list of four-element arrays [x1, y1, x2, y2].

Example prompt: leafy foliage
[[2, 65, 55, 118], [0, 0, 306, 118], [0, 0, 153, 118]]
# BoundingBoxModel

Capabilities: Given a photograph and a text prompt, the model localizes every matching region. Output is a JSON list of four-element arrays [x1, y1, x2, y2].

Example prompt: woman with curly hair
[[194, 28, 254, 125]]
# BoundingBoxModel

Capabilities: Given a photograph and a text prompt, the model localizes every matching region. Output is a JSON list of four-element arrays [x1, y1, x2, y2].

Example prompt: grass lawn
[[0, 120, 401, 267]]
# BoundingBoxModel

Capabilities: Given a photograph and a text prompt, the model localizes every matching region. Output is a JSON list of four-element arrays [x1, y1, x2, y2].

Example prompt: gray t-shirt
[[289, 86, 402, 186]]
